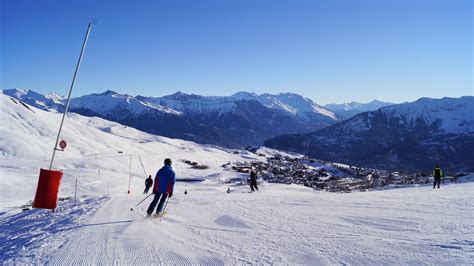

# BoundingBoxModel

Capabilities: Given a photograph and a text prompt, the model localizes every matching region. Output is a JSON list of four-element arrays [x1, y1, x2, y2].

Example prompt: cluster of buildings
[[228, 153, 460, 193], [181, 159, 209, 170], [229, 154, 345, 191]]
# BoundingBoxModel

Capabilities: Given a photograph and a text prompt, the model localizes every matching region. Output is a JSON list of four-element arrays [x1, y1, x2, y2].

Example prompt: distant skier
[[433, 164, 443, 189], [143, 175, 153, 194], [250, 168, 259, 192], [146, 158, 176, 216]]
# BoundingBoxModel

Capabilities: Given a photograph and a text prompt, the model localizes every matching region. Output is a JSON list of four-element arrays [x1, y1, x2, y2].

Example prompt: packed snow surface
[[2, 182, 473, 264], [1, 93, 473, 264]]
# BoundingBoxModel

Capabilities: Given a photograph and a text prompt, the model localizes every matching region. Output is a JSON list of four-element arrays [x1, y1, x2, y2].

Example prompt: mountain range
[[324, 100, 394, 120], [6, 88, 471, 172], [265, 96, 474, 172], [4, 89, 351, 148]]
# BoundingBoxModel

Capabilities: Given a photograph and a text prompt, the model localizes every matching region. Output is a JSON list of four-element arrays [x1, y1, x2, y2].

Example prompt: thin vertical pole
[[74, 177, 78, 202], [49, 23, 92, 170], [138, 155, 148, 178], [128, 154, 132, 194]]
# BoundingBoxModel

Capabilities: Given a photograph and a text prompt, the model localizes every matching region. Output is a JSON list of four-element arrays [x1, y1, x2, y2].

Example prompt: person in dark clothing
[[250, 169, 259, 192], [146, 158, 176, 216], [144, 175, 153, 194], [433, 164, 443, 189]]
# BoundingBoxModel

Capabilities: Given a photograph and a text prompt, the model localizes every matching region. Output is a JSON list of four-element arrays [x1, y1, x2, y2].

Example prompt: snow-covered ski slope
[[2, 182, 474, 264], [1, 93, 473, 264], [0, 92, 263, 210]]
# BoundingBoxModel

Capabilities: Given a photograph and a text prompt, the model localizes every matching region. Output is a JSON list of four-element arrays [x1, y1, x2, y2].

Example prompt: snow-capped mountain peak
[[44, 92, 65, 102], [2, 88, 65, 112], [325, 100, 394, 119], [70, 91, 181, 116], [379, 96, 474, 134], [231, 91, 258, 99], [265, 95, 474, 171], [98, 90, 120, 96], [163, 91, 204, 100], [229, 91, 337, 120]]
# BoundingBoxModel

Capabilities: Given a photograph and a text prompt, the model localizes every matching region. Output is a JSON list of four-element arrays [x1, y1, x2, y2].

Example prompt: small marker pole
[[74, 177, 78, 203], [128, 154, 132, 194], [184, 178, 188, 195]]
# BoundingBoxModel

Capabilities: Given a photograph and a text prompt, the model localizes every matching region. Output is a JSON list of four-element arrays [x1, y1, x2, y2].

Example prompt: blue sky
[[1, 0, 472, 104]]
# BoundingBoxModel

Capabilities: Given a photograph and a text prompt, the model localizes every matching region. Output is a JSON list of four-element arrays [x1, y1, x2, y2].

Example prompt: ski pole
[[130, 193, 153, 211], [162, 196, 170, 214]]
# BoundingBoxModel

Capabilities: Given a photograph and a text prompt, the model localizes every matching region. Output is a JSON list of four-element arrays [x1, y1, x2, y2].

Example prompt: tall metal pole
[[49, 23, 93, 170]]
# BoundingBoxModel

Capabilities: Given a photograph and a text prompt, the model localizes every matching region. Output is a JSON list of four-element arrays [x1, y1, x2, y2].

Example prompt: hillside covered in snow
[[0, 92, 265, 209]]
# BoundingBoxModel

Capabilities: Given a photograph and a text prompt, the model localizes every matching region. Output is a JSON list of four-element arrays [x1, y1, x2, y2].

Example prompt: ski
[[146, 211, 167, 220]]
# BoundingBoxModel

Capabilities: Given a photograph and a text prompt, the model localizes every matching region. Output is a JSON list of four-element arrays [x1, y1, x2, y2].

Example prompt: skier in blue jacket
[[146, 158, 176, 216]]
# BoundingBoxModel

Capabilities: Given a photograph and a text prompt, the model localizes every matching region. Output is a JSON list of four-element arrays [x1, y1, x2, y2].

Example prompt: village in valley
[[221, 149, 465, 193]]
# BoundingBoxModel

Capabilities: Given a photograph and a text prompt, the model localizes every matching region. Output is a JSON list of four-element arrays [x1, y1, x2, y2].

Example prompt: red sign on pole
[[59, 140, 67, 150]]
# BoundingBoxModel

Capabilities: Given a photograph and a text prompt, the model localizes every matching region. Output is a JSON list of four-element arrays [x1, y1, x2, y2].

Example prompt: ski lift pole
[[138, 155, 148, 178], [49, 22, 93, 170]]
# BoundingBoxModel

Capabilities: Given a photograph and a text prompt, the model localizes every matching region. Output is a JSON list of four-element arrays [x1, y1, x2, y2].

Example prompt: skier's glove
[[169, 192, 173, 198]]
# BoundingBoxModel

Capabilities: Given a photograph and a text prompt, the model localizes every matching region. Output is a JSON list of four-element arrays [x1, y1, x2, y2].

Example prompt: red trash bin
[[33, 168, 63, 210]]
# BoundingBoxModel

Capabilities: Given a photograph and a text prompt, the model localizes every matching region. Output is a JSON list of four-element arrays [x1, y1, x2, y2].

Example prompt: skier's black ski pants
[[144, 185, 151, 194], [433, 177, 441, 189], [250, 182, 259, 192], [147, 192, 168, 215]]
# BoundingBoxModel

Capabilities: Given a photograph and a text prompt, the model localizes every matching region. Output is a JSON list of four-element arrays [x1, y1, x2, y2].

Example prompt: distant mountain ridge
[[265, 96, 474, 172], [3, 88, 338, 148], [324, 100, 394, 120], [3, 88, 66, 112]]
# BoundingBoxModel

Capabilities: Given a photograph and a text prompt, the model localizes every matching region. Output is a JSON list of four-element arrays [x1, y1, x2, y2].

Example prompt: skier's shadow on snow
[[80, 220, 133, 227]]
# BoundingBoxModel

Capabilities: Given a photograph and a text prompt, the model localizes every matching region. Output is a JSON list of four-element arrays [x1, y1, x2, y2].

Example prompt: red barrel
[[33, 168, 63, 210]]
